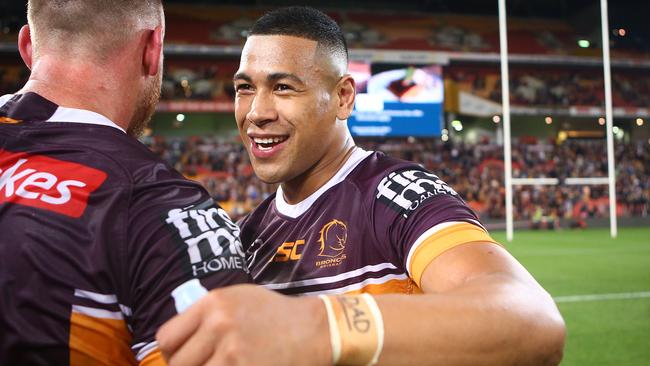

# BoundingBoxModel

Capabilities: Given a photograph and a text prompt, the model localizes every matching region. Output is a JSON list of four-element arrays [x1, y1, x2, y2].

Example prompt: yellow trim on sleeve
[[140, 349, 166, 366], [69, 313, 135, 366], [409, 223, 498, 287]]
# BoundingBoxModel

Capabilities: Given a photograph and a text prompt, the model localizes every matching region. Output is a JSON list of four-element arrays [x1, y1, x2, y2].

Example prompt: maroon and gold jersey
[[240, 148, 497, 296], [0, 93, 251, 365]]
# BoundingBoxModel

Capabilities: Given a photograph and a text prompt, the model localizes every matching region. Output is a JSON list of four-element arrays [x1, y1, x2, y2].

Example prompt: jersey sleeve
[[371, 167, 498, 287], [139, 349, 165, 366], [124, 178, 252, 362]]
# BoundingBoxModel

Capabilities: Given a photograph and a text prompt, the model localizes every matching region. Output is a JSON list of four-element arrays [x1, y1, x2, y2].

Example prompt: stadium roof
[[162, 0, 637, 19], [1, 0, 647, 51], [0, 0, 642, 19]]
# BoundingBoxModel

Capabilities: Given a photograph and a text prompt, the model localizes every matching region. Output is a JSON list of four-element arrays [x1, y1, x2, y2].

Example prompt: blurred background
[[1, 1, 648, 364], [1, 0, 648, 225]]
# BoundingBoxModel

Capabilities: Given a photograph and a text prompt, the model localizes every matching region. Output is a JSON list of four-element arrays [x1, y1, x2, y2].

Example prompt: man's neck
[[18, 55, 136, 130], [280, 135, 356, 205]]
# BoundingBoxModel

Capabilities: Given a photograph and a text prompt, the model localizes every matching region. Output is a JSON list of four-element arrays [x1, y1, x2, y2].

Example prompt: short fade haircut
[[27, 0, 163, 61], [249, 6, 348, 69]]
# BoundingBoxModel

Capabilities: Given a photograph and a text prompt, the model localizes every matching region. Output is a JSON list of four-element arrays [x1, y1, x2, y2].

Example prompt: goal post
[[497, 0, 514, 242], [600, 0, 618, 238], [497, 0, 618, 241]]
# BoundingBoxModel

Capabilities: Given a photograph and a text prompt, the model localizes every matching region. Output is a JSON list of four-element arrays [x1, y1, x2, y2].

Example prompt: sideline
[[554, 291, 650, 303]]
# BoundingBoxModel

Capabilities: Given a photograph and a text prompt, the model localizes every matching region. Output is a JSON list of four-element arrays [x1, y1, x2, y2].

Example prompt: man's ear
[[18, 25, 34, 70], [335, 75, 356, 120], [143, 25, 164, 76]]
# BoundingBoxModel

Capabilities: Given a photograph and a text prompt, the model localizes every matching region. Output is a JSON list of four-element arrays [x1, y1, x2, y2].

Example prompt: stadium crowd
[[158, 66, 650, 108], [145, 136, 275, 220], [143, 136, 650, 225], [3, 63, 650, 109], [161, 65, 235, 102], [449, 67, 650, 108], [0, 66, 28, 97]]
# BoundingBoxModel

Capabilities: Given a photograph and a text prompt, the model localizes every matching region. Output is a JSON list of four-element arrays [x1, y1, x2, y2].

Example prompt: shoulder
[[64, 130, 209, 211], [348, 150, 451, 198], [349, 150, 465, 222], [347, 150, 423, 185], [239, 193, 276, 229], [82, 130, 193, 187]]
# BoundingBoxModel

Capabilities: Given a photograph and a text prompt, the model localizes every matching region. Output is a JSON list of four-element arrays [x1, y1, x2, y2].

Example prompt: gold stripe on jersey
[[409, 222, 498, 287], [343, 278, 423, 295], [140, 350, 166, 366], [0, 116, 21, 124], [69, 312, 136, 366]]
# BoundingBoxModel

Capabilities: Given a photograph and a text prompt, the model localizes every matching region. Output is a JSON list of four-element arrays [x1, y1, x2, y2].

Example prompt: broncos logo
[[318, 219, 348, 258]]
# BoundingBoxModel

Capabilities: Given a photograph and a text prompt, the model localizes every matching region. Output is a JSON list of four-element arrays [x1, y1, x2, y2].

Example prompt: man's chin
[[252, 165, 286, 185]]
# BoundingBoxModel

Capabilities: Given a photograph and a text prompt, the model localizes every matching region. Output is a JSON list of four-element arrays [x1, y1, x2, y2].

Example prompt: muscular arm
[[157, 242, 565, 366], [375, 242, 565, 365]]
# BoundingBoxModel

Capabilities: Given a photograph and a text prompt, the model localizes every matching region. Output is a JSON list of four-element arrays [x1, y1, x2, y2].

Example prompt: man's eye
[[275, 84, 293, 92], [235, 84, 253, 92]]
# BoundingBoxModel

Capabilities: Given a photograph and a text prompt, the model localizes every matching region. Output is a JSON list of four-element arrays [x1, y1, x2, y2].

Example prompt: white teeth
[[252, 136, 287, 145]]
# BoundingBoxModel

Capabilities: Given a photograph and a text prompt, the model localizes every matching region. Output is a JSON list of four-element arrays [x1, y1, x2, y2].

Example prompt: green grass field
[[491, 227, 650, 366]]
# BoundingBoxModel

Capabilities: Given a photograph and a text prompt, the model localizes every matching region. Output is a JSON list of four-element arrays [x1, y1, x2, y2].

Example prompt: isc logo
[[271, 240, 305, 262], [0, 149, 107, 218]]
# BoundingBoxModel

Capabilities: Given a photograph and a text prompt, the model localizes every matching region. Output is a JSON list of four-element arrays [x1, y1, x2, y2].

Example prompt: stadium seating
[[3, 60, 649, 109], [142, 136, 649, 223], [447, 65, 650, 108]]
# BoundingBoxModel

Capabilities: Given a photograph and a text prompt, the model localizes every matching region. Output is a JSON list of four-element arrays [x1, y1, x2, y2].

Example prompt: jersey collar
[[275, 147, 373, 219], [0, 93, 126, 134]]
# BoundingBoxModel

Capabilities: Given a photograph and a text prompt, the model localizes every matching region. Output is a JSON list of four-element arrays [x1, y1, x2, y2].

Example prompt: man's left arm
[[371, 240, 566, 365], [365, 169, 566, 364], [356, 170, 566, 365]]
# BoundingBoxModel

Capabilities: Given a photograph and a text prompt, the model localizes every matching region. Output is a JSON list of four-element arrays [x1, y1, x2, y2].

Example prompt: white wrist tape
[[319, 294, 384, 366]]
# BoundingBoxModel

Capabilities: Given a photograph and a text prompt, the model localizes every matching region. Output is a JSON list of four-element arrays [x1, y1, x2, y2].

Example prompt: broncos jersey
[[0, 92, 251, 365], [240, 148, 497, 296]]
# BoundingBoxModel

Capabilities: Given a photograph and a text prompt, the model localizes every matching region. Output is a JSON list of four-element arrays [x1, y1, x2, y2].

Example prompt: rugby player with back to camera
[[0, 1, 251, 364], [157, 6, 566, 366]]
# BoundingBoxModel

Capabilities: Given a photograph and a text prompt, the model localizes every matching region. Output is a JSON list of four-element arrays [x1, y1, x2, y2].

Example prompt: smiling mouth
[[251, 136, 289, 151]]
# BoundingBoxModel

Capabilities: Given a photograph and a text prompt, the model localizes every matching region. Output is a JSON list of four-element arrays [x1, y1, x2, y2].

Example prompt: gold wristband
[[319, 294, 384, 366]]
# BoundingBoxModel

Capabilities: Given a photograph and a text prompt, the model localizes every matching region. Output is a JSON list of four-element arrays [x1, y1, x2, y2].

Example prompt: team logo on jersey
[[0, 149, 107, 217], [0, 117, 22, 124], [376, 169, 457, 218], [165, 199, 248, 277], [316, 219, 348, 269]]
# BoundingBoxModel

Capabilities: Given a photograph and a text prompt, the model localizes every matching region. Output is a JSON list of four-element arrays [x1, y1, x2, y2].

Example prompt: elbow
[[537, 314, 566, 366], [524, 300, 567, 366]]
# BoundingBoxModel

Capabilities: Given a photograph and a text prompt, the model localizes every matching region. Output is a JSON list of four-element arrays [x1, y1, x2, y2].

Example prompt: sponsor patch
[[0, 149, 107, 218], [165, 199, 248, 277], [376, 169, 457, 218]]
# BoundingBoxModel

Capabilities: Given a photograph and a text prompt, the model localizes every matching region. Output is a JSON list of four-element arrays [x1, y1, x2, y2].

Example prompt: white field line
[[554, 291, 650, 303], [515, 246, 650, 257]]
